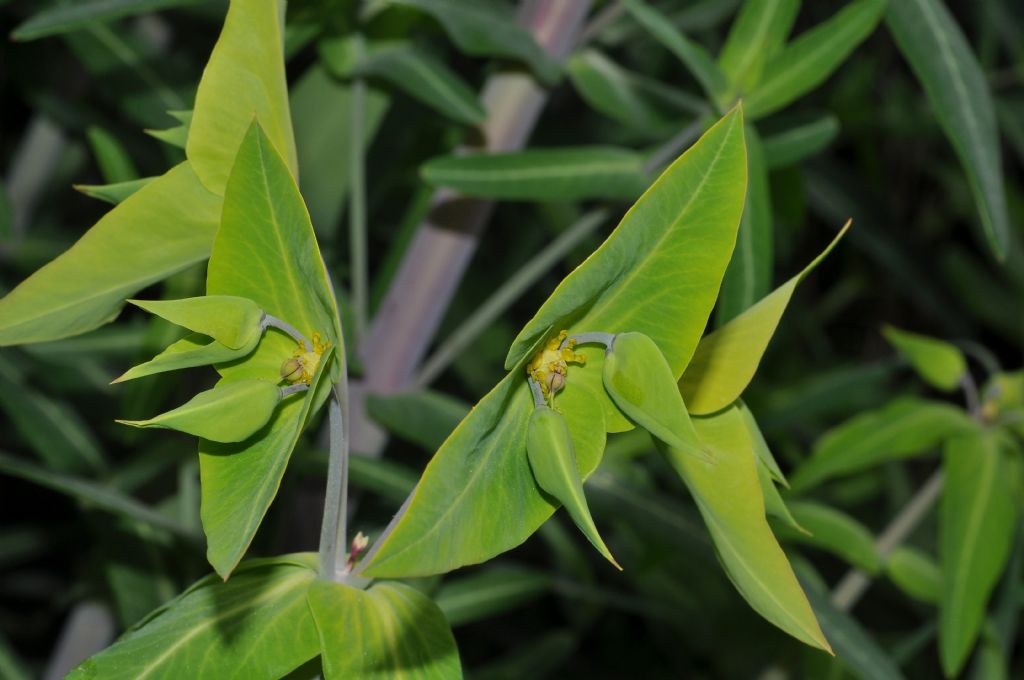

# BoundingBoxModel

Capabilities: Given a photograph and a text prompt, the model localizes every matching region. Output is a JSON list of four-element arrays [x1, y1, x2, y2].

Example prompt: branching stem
[[318, 384, 350, 582], [563, 332, 616, 350], [262, 314, 312, 351]]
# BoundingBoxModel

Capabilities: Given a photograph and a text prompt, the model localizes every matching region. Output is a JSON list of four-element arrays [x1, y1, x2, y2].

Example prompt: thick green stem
[[318, 384, 350, 582]]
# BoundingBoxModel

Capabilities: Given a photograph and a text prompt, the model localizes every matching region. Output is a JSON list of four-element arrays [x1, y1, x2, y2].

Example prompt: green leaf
[[758, 460, 804, 532], [716, 124, 772, 324], [145, 125, 188, 149], [737, 400, 787, 485], [777, 501, 881, 574], [360, 366, 606, 578], [434, 566, 550, 627], [200, 120, 344, 578], [718, 0, 799, 97], [361, 109, 746, 579], [367, 390, 469, 452], [291, 63, 389, 236], [129, 295, 264, 350], [795, 563, 907, 680], [380, 0, 560, 85], [74, 177, 154, 205], [357, 43, 485, 125], [308, 580, 462, 679], [506, 108, 746, 377], [420, 147, 649, 202], [86, 126, 139, 183], [940, 428, 1016, 677], [762, 114, 840, 168], [744, 0, 886, 119], [886, 546, 941, 605], [886, 0, 1009, 259], [10, 0, 204, 41], [0, 356, 106, 472], [789, 397, 972, 492], [666, 404, 831, 652], [66, 556, 320, 680], [187, 0, 297, 195], [622, 0, 728, 103], [200, 349, 334, 578], [603, 332, 706, 459], [882, 325, 967, 392], [527, 405, 619, 568], [0, 452, 193, 539], [0, 162, 220, 346], [566, 50, 698, 137], [680, 223, 849, 414], [113, 332, 258, 383], [117, 379, 282, 443]]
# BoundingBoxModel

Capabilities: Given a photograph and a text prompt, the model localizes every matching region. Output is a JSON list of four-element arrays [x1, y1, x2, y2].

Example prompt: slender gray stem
[[563, 332, 615, 349], [349, 35, 369, 342], [414, 209, 609, 388], [280, 383, 309, 398], [831, 470, 945, 611], [528, 377, 546, 407], [318, 385, 350, 581], [960, 372, 981, 418], [262, 314, 312, 351]]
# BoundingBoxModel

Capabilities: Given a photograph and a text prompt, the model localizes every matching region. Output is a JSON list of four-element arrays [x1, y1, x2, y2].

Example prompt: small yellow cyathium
[[526, 330, 586, 399], [281, 332, 331, 385]]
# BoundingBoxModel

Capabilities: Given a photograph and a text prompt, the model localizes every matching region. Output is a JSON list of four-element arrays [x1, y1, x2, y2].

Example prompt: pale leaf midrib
[[132, 570, 310, 680]]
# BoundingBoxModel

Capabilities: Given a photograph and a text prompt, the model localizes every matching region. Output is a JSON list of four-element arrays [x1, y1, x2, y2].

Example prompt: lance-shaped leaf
[[113, 332, 259, 383], [420, 147, 649, 202], [200, 120, 344, 578], [762, 114, 840, 168], [603, 332, 707, 460], [776, 501, 881, 574], [940, 428, 1016, 677], [758, 461, 804, 533], [716, 124, 772, 324], [886, 0, 1009, 259], [129, 295, 264, 350], [744, 0, 886, 119], [527, 405, 619, 568], [789, 397, 973, 492], [887, 546, 941, 605], [738, 400, 787, 485], [360, 109, 746, 579], [0, 162, 220, 346], [308, 580, 462, 679], [117, 379, 282, 443], [74, 177, 154, 205], [566, 50, 699, 138], [882, 325, 967, 392], [319, 36, 481, 126], [680, 222, 849, 415], [188, 0, 296, 194], [665, 404, 831, 652], [622, 0, 728, 104], [717, 0, 799, 98], [65, 555, 320, 680], [379, 0, 559, 85]]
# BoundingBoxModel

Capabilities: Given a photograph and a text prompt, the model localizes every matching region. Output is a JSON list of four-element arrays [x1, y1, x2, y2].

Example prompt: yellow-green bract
[[526, 405, 620, 569], [112, 332, 259, 384], [117, 379, 281, 443], [129, 295, 264, 350], [602, 332, 707, 461]]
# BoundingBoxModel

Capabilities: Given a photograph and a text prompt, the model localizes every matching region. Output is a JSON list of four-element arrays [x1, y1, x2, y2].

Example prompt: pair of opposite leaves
[[527, 331, 706, 568], [113, 295, 320, 443]]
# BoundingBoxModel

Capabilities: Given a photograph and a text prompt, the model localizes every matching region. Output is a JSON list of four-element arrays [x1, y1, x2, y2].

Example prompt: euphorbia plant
[[0, 1, 869, 676]]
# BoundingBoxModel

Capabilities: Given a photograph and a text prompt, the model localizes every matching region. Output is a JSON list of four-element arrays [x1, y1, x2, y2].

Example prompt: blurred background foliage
[[0, 0, 1022, 678]]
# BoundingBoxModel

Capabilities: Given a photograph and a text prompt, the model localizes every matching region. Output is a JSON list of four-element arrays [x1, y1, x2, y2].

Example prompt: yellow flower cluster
[[526, 330, 586, 398]]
